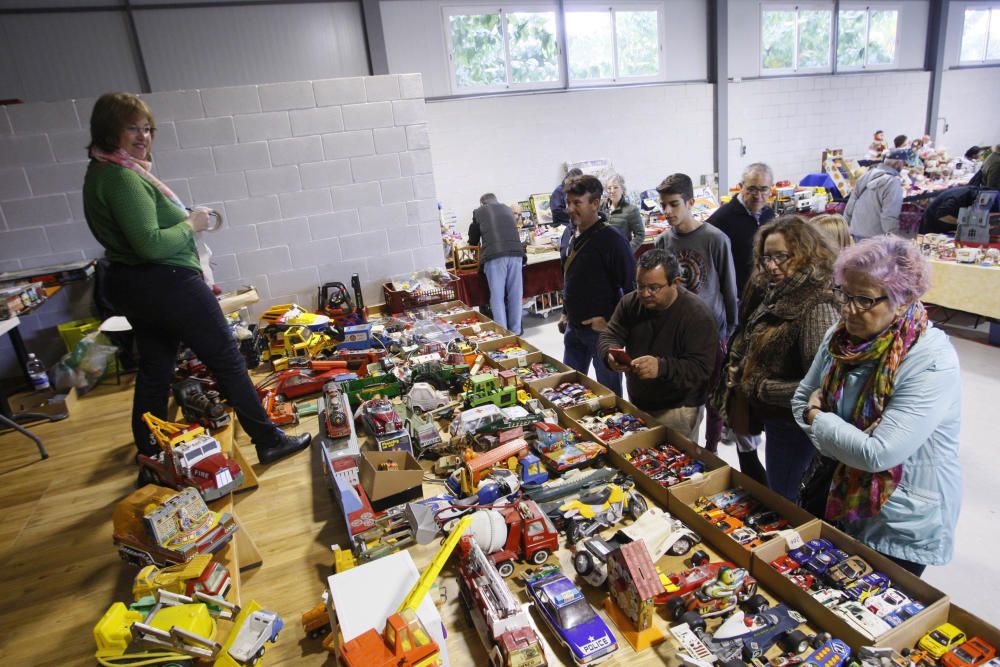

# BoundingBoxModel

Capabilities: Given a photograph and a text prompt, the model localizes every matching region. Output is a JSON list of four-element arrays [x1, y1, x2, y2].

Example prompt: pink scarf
[[89, 147, 186, 213]]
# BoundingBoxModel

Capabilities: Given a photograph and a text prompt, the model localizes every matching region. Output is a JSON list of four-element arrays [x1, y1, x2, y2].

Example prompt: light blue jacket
[[792, 323, 962, 565]]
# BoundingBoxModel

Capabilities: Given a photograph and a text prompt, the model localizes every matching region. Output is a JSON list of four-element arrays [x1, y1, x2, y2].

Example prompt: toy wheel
[[565, 519, 583, 545], [669, 536, 693, 556], [412, 405, 424, 415], [573, 551, 594, 576], [531, 549, 550, 565], [680, 610, 706, 632], [497, 561, 515, 578], [778, 630, 810, 655], [136, 467, 156, 488], [667, 596, 687, 621], [627, 493, 647, 521], [690, 549, 710, 567], [811, 633, 832, 649]]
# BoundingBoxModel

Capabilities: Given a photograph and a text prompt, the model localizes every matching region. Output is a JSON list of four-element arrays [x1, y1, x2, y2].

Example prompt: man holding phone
[[598, 249, 718, 441]]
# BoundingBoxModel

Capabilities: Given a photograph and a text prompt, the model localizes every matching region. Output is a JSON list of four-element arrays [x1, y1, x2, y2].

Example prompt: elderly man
[[598, 249, 718, 441], [708, 163, 775, 300], [845, 149, 907, 239], [468, 193, 526, 334]]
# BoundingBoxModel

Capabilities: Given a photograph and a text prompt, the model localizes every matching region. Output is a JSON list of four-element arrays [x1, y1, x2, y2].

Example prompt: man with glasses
[[598, 249, 718, 441]]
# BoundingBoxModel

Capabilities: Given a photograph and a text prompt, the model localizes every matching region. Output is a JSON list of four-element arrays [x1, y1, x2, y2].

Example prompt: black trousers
[[108, 263, 278, 454]]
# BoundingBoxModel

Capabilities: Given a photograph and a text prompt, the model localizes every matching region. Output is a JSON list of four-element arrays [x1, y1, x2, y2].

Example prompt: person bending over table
[[793, 236, 961, 577], [82, 92, 311, 465]]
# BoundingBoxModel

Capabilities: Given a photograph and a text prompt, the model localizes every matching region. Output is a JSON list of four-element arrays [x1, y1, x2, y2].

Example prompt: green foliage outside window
[[797, 10, 831, 68], [762, 10, 795, 70], [616, 11, 659, 77], [508, 12, 559, 83], [450, 13, 505, 88], [566, 11, 613, 80], [866, 10, 897, 65], [837, 9, 866, 67]]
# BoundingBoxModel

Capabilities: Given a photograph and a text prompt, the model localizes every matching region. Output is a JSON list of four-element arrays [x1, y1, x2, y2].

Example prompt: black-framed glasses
[[759, 252, 791, 267], [743, 185, 771, 195], [637, 283, 667, 295], [832, 286, 890, 311]]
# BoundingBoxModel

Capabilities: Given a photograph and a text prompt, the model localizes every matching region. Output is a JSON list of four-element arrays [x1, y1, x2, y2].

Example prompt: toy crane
[[340, 515, 473, 667], [144, 413, 207, 451]]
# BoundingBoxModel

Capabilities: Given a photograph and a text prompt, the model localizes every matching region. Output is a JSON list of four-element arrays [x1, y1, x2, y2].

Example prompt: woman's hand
[[186, 207, 212, 233]]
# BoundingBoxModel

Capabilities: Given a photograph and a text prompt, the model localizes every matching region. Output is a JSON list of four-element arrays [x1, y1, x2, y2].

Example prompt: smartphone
[[609, 348, 632, 365]]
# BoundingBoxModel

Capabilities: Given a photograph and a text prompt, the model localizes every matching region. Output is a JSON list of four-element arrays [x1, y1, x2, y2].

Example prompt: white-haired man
[[845, 149, 906, 239]]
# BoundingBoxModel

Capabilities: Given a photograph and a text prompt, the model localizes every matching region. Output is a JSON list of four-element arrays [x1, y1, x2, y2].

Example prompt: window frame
[[563, 3, 665, 87], [443, 4, 563, 94], [759, 2, 834, 75], [958, 5, 1000, 66], [836, 3, 901, 71]]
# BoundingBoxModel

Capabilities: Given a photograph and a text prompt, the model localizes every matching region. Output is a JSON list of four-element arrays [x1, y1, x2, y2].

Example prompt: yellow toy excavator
[[339, 515, 473, 667]]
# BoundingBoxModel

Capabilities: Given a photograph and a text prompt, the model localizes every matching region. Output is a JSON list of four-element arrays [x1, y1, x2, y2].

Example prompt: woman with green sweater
[[82, 92, 310, 464], [602, 173, 645, 252]]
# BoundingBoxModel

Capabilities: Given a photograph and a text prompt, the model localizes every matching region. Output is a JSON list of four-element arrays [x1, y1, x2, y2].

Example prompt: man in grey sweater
[[845, 149, 906, 239], [469, 193, 526, 334]]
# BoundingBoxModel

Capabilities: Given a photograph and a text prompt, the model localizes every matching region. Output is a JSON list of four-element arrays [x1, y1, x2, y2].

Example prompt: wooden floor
[[0, 378, 768, 667]]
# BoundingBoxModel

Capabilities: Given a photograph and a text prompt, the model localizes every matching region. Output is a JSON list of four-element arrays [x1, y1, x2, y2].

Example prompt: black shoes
[[256, 431, 312, 464]]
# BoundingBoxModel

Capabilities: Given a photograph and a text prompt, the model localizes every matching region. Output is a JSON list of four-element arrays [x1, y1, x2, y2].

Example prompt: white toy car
[[616, 506, 701, 558], [865, 588, 912, 619], [227, 609, 283, 663], [811, 587, 847, 608], [832, 600, 891, 639], [404, 382, 451, 413]]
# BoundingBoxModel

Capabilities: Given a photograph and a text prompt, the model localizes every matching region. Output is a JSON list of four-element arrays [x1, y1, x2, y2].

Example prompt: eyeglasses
[[743, 186, 772, 195], [124, 124, 155, 135], [637, 283, 667, 295], [759, 252, 791, 267], [832, 286, 890, 311]]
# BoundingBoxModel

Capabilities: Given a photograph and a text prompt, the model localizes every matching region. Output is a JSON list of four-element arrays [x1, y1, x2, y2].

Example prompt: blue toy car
[[884, 601, 926, 627], [801, 637, 852, 667], [843, 572, 891, 602], [789, 539, 849, 575], [524, 566, 618, 665]]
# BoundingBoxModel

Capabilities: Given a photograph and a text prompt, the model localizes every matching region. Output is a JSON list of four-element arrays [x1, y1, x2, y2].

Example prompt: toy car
[[322, 382, 352, 439], [883, 600, 926, 627], [257, 368, 345, 400], [864, 587, 912, 618], [745, 509, 789, 533], [942, 638, 997, 667], [403, 382, 451, 414], [832, 600, 892, 639], [524, 566, 618, 665], [666, 565, 758, 621], [827, 555, 873, 587], [787, 573, 817, 591], [771, 555, 801, 574], [361, 398, 404, 437], [800, 637, 852, 667], [711, 604, 809, 660], [136, 432, 243, 503], [789, 539, 848, 576], [919, 623, 968, 660], [811, 588, 847, 608], [843, 572, 890, 602]]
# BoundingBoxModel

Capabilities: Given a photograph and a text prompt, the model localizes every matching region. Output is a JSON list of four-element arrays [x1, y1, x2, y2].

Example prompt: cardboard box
[[458, 320, 512, 342], [605, 427, 728, 510], [440, 309, 491, 326], [751, 520, 949, 650], [668, 467, 815, 569], [526, 370, 614, 412], [475, 335, 539, 362], [429, 299, 472, 314], [564, 394, 665, 450], [359, 450, 425, 511], [883, 603, 1000, 657]]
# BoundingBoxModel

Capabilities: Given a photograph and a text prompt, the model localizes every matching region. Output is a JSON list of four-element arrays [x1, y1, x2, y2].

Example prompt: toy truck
[[340, 516, 472, 667], [410, 361, 470, 392], [281, 324, 338, 360], [531, 422, 607, 473], [137, 414, 244, 503], [340, 373, 403, 408], [447, 438, 548, 497], [473, 499, 560, 577], [458, 535, 548, 667], [465, 373, 518, 409], [112, 485, 238, 568], [132, 554, 232, 601]]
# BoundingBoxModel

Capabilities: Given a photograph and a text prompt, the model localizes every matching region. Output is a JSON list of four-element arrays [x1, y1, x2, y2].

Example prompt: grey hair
[[741, 162, 773, 183], [605, 172, 626, 190]]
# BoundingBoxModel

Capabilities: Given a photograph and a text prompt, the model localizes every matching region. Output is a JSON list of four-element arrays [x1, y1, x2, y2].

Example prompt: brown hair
[[809, 214, 853, 254], [655, 173, 694, 201], [750, 215, 836, 289], [564, 174, 603, 202], [88, 92, 155, 156]]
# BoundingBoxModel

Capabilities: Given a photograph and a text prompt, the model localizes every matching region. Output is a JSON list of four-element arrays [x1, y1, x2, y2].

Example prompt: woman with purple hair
[[793, 236, 961, 576]]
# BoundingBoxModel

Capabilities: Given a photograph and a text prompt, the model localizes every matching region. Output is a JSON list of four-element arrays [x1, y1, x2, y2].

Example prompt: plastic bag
[[52, 331, 118, 395]]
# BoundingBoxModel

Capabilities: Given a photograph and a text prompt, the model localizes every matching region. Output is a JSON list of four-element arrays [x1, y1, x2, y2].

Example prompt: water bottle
[[27, 353, 50, 391]]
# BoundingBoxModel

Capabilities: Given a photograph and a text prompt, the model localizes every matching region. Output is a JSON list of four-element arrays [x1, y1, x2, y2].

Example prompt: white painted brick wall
[[0, 73, 444, 366]]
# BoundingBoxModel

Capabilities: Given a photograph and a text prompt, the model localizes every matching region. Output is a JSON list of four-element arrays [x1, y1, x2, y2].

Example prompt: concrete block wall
[[727, 71, 932, 186], [0, 73, 444, 378], [939, 68, 1000, 158]]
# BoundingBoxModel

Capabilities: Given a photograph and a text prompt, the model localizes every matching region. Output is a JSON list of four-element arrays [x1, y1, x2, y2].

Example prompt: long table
[[923, 259, 1000, 320]]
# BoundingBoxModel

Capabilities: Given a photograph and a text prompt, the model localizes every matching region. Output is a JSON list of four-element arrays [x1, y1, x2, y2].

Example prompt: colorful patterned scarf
[[89, 147, 186, 213], [822, 301, 928, 522]]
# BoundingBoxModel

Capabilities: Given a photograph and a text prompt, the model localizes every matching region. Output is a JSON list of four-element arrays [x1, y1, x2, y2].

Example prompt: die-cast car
[[789, 539, 848, 575], [524, 567, 618, 665], [865, 588, 912, 618], [833, 600, 892, 639], [843, 572, 890, 602], [883, 601, 926, 627], [746, 509, 789, 532], [770, 555, 801, 574], [919, 623, 968, 660], [941, 637, 997, 667], [360, 398, 404, 436], [827, 556, 873, 587]]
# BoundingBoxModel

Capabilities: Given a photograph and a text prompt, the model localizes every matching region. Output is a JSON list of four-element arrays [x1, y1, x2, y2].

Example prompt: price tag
[[472, 323, 481, 333], [586, 397, 601, 412], [517, 355, 528, 368], [782, 530, 805, 551]]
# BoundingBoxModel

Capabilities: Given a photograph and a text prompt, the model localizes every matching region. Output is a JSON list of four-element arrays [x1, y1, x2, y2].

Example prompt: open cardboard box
[[751, 520, 949, 650], [605, 425, 729, 510], [482, 349, 571, 376], [881, 603, 1000, 656], [524, 370, 615, 413], [429, 299, 473, 314], [458, 320, 512, 342], [359, 450, 425, 512], [668, 467, 815, 569], [440, 309, 491, 326], [564, 394, 663, 448], [475, 335, 539, 363]]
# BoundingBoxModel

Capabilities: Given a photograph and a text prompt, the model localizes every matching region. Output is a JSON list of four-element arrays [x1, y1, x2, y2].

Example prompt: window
[[960, 6, 1000, 64], [838, 5, 899, 69], [761, 5, 833, 73], [446, 8, 559, 91], [565, 7, 662, 82]]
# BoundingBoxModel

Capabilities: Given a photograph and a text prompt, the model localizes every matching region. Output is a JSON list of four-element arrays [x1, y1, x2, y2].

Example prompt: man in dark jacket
[[599, 249, 718, 441], [469, 193, 526, 334], [707, 163, 775, 300], [550, 167, 583, 227], [559, 175, 636, 396]]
